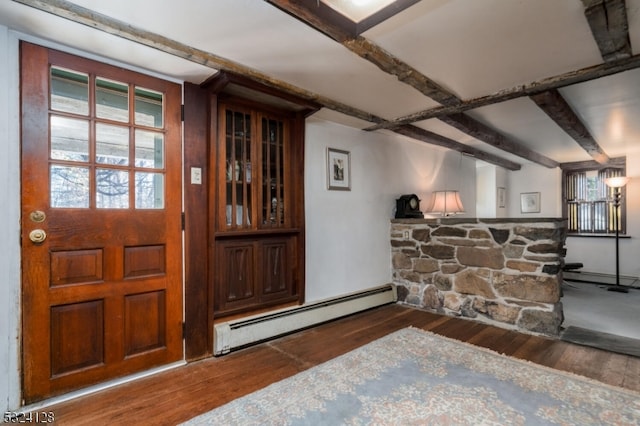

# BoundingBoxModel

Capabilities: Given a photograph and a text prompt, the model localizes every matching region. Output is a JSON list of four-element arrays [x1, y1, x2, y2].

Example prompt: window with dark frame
[[562, 158, 627, 234]]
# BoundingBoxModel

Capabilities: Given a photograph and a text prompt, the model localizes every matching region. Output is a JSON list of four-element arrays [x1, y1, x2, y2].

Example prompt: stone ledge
[[391, 218, 567, 336]]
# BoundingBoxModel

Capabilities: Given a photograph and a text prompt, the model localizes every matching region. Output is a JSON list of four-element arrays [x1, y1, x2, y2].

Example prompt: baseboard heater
[[213, 284, 397, 355]]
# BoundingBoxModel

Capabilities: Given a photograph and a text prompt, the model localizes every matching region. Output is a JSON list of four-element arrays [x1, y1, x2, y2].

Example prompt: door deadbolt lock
[[30, 210, 46, 223], [29, 229, 47, 244]]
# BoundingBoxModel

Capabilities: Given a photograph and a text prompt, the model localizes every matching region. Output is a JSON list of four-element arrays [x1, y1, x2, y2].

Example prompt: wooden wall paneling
[[183, 82, 211, 360], [292, 111, 306, 304]]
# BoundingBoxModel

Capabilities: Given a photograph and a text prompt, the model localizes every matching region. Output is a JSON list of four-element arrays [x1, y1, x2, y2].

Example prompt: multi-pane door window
[[563, 166, 627, 234], [49, 67, 166, 210]]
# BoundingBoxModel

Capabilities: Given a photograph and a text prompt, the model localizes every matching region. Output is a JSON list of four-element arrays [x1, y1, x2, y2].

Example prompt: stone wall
[[391, 218, 567, 336]]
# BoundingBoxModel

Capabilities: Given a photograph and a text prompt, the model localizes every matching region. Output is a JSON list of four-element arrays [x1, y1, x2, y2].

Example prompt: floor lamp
[[604, 176, 630, 293]]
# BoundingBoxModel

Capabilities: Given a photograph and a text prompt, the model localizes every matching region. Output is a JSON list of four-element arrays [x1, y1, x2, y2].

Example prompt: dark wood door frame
[[183, 82, 213, 360]]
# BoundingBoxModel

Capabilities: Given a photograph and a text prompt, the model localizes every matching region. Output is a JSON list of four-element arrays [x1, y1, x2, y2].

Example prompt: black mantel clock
[[395, 194, 424, 219]]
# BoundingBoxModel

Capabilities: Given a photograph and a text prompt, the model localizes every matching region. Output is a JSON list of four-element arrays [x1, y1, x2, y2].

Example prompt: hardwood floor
[[40, 304, 640, 425]]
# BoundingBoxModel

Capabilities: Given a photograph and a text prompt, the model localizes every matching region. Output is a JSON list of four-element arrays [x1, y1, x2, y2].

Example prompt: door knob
[[30, 210, 46, 223], [29, 229, 47, 244]]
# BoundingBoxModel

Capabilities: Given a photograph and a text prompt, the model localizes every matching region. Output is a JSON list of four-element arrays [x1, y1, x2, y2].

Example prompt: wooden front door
[[20, 42, 183, 403]]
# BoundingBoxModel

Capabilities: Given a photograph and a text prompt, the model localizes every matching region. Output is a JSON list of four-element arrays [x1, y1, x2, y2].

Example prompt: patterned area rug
[[183, 328, 640, 425]]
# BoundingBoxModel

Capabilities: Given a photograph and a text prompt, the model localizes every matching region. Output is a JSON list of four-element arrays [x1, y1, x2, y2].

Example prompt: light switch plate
[[191, 167, 202, 185]]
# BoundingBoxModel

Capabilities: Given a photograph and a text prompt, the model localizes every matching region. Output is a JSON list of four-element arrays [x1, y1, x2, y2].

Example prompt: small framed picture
[[327, 148, 351, 191], [520, 192, 540, 213], [497, 187, 506, 208]]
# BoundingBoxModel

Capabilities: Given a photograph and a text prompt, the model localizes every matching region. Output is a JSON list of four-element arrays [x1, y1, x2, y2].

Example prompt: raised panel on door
[[20, 42, 183, 403], [50, 300, 104, 377], [124, 290, 167, 356]]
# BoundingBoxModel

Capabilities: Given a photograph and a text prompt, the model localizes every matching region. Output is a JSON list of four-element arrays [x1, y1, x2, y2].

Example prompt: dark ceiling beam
[[438, 114, 559, 168], [356, 0, 421, 34], [267, 0, 561, 168], [266, 0, 420, 38], [13, 0, 385, 125], [343, 38, 461, 106], [366, 53, 640, 131], [18, 0, 529, 172], [527, 0, 628, 165], [267, 0, 461, 106], [14, 0, 566, 171], [560, 156, 625, 171], [266, 0, 355, 41], [582, 0, 632, 62], [530, 89, 610, 164], [392, 126, 521, 171], [270, 0, 629, 168], [21, 0, 514, 177]]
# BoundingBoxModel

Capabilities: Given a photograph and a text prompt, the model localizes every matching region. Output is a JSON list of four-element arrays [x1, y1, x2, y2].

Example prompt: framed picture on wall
[[497, 187, 506, 208], [520, 192, 540, 213], [327, 148, 351, 190]]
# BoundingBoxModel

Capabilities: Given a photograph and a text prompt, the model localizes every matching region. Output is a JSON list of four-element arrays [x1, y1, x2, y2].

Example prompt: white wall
[[304, 118, 476, 302], [496, 167, 508, 218], [0, 26, 22, 412], [476, 164, 495, 217], [507, 163, 562, 218], [507, 159, 640, 281], [475, 163, 509, 218]]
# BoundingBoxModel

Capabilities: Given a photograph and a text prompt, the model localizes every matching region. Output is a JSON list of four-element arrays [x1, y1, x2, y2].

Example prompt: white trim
[[1, 26, 23, 412]]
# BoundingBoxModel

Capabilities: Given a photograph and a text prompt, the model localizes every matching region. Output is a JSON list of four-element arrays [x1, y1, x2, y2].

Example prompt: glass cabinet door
[[260, 115, 287, 227], [223, 107, 252, 228], [218, 105, 290, 232]]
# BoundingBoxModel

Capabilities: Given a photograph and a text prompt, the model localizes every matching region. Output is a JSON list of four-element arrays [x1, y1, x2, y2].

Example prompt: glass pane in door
[[135, 172, 164, 209], [50, 67, 89, 115], [96, 77, 129, 122], [224, 109, 252, 227], [135, 87, 163, 128], [96, 168, 129, 209], [262, 118, 285, 226], [96, 123, 129, 165], [135, 129, 164, 169], [50, 116, 89, 162], [50, 165, 90, 208]]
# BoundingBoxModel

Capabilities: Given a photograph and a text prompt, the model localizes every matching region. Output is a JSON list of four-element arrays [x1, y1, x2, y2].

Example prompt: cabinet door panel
[[216, 241, 256, 311], [260, 239, 291, 299]]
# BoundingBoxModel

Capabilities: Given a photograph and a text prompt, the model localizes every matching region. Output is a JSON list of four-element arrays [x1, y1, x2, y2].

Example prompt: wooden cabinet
[[205, 72, 319, 317], [215, 236, 296, 313]]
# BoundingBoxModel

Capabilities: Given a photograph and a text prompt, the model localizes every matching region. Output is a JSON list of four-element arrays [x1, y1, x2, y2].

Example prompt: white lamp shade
[[428, 190, 465, 216], [604, 176, 630, 188]]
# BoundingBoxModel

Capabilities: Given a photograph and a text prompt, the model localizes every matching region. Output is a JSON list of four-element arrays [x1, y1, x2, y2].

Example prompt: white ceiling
[[1, 0, 639, 169]]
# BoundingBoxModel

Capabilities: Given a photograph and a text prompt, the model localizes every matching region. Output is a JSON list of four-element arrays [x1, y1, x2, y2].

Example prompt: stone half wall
[[391, 218, 568, 336]]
